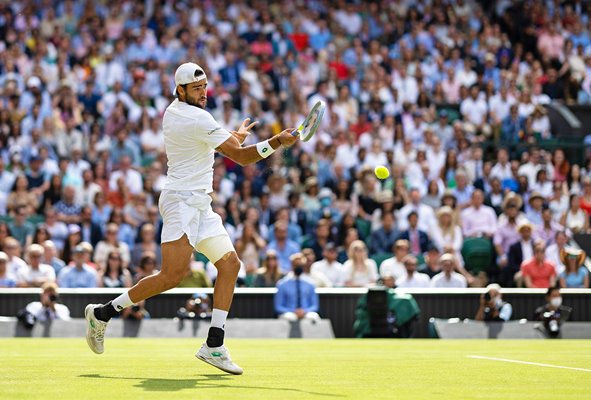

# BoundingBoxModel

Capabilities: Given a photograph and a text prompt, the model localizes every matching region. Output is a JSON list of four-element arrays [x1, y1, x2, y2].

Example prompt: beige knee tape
[[196, 234, 235, 264]]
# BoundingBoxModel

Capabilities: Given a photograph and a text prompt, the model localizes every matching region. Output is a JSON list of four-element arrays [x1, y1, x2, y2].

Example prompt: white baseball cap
[[173, 62, 207, 95]]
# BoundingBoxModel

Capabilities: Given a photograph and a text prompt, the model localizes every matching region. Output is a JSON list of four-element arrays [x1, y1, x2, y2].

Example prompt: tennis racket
[[292, 100, 326, 142]]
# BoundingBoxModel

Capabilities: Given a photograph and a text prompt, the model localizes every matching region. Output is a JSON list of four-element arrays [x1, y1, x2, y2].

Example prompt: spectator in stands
[[79, 205, 103, 248], [300, 248, 332, 288], [178, 259, 212, 288], [526, 192, 545, 227], [343, 240, 378, 288], [397, 188, 436, 232], [54, 185, 81, 225], [98, 250, 133, 288], [431, 206, 463, 263], [0, 158, 16, 196], [0, 251, 16, 288], [500, 104, 525, 143], [43, 208, 68, 253], [494, 198, 523, 269], [396, 255, 431, 288], [32, 224, 51, 246], [274, 253, 320, 322], [266, 221, 301, 274], [460, 85, 488, 137], [535, 206, 564, 245], [504, 221, 536, 287], [558, 247, 589, 288], [484, 177, 505, 215], [254, 250, 284, 288], [94, 223, 131, 270], [398, 211, 431, 256], [368, 211, 399, 256], [133, 251, 160, 285], [3, 237, 27, 278], [108, 155, 143, 195], [452, 169, 474, 209], [302, 218, 332, 261], [108, 207, 136, 249], [24, 282, 71, 322], [7, 175, 39, 216], [16, 244, 55, 288], [418, 246, 442, 279], [380, 239, 410, 281], [311, 243, 346, 288], [57, 244, 98, 288], [521, 240, 557, 289], [475, 283, 513, 322], [545, 231, 569, 277], [490, 148, 513, 182], [131, 223, 161, 271], [461, 190, 497, 238], [41, 240, 66, 277], [430, 253, 467, 288], [91, 191, 112, 231], [61, 224, 82, 266], [8, 205, 35, 248], [560, 194, 589, 234]]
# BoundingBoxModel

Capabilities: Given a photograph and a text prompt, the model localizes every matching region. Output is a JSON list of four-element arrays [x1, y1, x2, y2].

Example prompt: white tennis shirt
[[162, 99, 232, 192]]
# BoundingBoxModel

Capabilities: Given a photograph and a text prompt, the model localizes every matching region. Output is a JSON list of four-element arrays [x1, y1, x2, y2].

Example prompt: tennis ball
[[374, 165, 390, 180]]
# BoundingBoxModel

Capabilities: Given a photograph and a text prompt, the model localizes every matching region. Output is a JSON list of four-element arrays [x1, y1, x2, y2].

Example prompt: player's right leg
[[85, 234, 194, 354]]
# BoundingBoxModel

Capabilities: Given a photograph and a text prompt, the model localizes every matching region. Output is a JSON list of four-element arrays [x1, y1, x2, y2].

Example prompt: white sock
[[210, 308, 228, 329], [112, 292, 134, 312]]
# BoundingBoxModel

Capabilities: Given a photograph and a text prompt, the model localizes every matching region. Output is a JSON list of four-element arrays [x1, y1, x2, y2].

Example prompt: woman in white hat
[[558, 247, 589, 288]]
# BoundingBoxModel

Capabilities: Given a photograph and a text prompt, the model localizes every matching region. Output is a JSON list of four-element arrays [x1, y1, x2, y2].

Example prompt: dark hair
[[569, 193, 579, 207], [546, 285, 561, 297]]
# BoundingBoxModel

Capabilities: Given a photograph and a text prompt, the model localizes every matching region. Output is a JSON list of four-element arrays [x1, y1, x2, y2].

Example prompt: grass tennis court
[[1, 339, 589, 399]]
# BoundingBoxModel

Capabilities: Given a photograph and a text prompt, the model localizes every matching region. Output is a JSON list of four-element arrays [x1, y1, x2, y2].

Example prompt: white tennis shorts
[[159, 189, 235, 263]]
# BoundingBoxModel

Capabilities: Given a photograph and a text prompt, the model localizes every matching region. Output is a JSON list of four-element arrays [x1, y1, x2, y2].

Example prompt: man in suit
[[398, 211, 431, 256], [79, 205, 103, 248], [369, 211, 400, 256], [503, 220, 535, 287]]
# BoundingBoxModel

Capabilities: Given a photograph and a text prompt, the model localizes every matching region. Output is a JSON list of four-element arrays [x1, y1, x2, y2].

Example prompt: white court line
[[467, 355, 591, 373]]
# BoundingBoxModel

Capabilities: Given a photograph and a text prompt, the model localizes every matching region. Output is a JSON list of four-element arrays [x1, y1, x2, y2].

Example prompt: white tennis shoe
[[196, 344, 243, 375], [85, 304, 108, 354]]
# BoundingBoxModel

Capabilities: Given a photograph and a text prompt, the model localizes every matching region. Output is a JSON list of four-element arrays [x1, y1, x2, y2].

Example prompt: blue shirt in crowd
[[274, 277, 319, 315], [58, 264, 97, 288]]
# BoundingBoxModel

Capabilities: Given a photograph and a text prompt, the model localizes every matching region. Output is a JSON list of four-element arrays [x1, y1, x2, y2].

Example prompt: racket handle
[[291, 125, 303, 137]]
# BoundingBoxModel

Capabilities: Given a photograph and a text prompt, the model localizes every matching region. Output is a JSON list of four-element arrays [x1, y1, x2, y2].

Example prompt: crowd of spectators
[[1, 0, 591, 294]]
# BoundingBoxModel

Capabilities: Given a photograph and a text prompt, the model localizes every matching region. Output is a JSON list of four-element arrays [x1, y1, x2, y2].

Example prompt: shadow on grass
[[79, 373, 344, 397]]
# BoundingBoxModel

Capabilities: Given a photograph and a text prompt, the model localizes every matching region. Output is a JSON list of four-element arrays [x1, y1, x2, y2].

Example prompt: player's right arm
[[216, 127, 297, 166]]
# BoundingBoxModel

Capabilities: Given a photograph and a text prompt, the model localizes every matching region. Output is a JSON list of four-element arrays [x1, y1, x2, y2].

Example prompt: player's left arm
[[217, 124, 297, 166]]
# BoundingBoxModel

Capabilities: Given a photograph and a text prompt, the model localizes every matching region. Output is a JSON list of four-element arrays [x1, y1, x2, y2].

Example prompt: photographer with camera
[[534, 286, 572, 338], [475, 283, 513, 322], [20, 282, 71, 328], [120, 300, 150, 321]]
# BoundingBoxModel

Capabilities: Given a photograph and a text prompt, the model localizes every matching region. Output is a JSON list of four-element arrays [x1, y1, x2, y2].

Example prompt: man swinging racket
[[85, 62, 297, 375]]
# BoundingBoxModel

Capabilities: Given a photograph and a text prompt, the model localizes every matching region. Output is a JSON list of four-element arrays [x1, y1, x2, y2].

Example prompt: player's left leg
[[85, 235, 194, 354], [194, 235, 243, 374]]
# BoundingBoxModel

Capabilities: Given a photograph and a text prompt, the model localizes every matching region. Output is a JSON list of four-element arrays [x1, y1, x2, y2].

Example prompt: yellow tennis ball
[[374, 165, 390, 180]]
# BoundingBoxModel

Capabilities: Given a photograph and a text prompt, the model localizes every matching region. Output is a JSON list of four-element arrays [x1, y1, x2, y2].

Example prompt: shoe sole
[[85, 305, 103, 355], [196, 352, 243, 375]]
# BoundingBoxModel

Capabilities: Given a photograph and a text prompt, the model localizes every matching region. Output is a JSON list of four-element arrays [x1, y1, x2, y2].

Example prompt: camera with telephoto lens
[[131, 305, 141, 312], [16, 309, 36, 330], [542, 311, 561, 338]]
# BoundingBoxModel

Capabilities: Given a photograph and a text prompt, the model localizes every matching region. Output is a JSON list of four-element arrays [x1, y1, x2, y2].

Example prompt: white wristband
[[256, 140, 275, 158]]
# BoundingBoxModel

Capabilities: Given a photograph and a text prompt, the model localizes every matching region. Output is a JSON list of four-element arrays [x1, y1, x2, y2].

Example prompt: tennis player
[[85, 62, 297, 375]]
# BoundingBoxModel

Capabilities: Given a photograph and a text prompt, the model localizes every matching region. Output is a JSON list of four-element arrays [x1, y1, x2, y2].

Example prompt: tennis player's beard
[[187, 94, 207, 109]]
